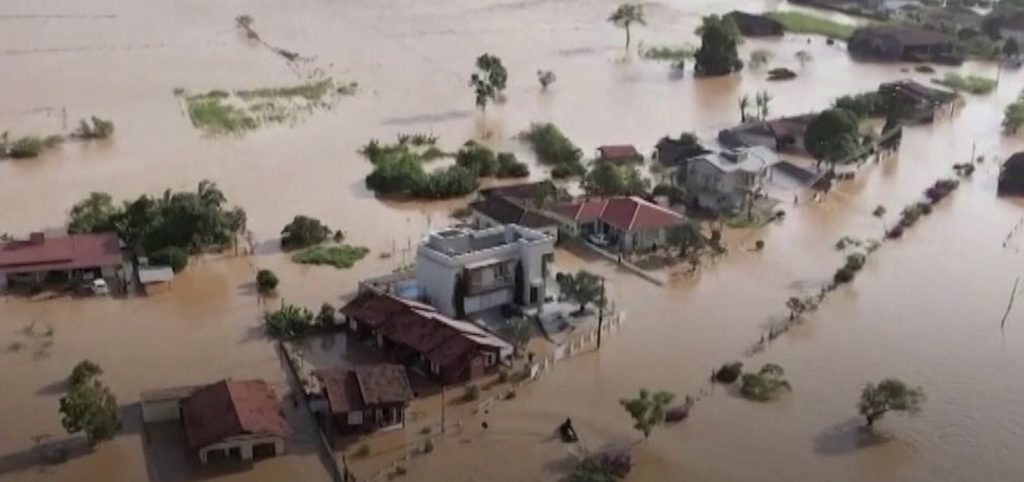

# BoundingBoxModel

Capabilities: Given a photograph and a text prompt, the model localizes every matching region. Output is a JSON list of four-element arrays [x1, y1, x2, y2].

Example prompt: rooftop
[[314, 364, 414, 415], [422, 224, 552, 258], [180, 379, 290, 450], [695, 146, 781, 174], [851, 24, 954, 46], [597, 145, 642, 163], [469, 195, 560, 229], [0, 232, 122, 275], [553, 196, 684, 232]]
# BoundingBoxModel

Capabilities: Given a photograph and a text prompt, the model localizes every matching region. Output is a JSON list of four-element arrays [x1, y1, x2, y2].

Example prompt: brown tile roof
[[479, 182, 557, 204], [180, 379, 290, 450], [0, 232, 122, 275], [470, 195, 559, 229], [852, 25, 954, 47], [314, 365, 414, 416], [340, 291, 411, 329], [597, 145, 642, 162], [553, 197, 683, 232]]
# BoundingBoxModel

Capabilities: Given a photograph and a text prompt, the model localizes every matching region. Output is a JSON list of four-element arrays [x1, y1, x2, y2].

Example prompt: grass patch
[[291, 244, 369, 269], [236, 79, 338, 102], [765, 11, 856, 39], [187, 97, 258, 135], [931, 73, 996, 95], [642, 45, 695, 61]]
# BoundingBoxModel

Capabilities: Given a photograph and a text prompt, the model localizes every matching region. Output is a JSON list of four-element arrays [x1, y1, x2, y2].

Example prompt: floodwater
[[3, 0, 1024, 480]]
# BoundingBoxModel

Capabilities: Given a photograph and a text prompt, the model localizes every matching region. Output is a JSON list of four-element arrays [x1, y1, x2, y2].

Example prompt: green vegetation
[[317, 303, 336, 328], [568, 452, 633, 482], [496, 152, 529, 178], [765, 11, 856, 39], [833, 91, 889, 119], [67, 181, 247, 266], [518, 123, 585, 178], [642, 45, 694, 69], [620, 388, 675, 439], [292, 245, 369, 269], [739, 363, 792, 401], [72, 117, 115, 139], [582, 161, 650, 197], [59, 361, 121, 445], [608, 4, 646, 50], [498, 317, 533, 348], [281, 215, 332, 250], [556, 270, 606, 314], [263, 303, 314, 338], [694, 15, 743, 76], [834, 252, 867, 284], [0, 133, 63, 159], [858, 378, 925, 427], [151, 246, 189, 273], [256, 269, 279, 293], [749, 49, 773, 68], [931, 73, 996, 95], [537, 70, 557, 90], [183, 78, 356, 135], [714, 362, 743, 383], [666, 221, 707, 258], [463, 384, 480, 401], [469, 54, 508, 111], [786, 296, 819, 320], [957, 35, 1000, 60], [1004, 90, 1024, 134], [804, 108, 862, 166]]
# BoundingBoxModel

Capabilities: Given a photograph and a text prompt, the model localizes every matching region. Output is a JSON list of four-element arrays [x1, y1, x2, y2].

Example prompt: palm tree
[[755, 90, 772, 121], [608, 4, 646, 51], [739, 94, 751, 122]]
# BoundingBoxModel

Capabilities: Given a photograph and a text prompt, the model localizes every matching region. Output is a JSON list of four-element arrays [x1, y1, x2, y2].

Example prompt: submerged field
[[2, 0, 1024, 481]]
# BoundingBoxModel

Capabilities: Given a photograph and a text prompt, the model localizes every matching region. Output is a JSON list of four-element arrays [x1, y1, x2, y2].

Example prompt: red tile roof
[[180, 379, 290, 450], [553, 197, 683, 232], [314, 365, 414, 416], [597, 145, 642, 161], [0, 232, 122, 275]]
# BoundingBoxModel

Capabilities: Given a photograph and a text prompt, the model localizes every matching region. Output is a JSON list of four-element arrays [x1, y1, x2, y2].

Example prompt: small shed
[[596, 145, 643, 165], [999, 153, 1024, 196], [140, 385, 200, 424], [726, 11, 784, 37], [139, 265, 174, 294]]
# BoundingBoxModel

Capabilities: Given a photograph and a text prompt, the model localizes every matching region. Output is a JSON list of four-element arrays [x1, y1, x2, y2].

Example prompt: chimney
[[29, 232, 45, 244]]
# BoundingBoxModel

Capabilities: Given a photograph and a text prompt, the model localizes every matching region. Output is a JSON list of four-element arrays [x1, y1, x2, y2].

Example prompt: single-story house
[[718, 115, 814, 156], [999, 152, 1024, 196], [848, 25, 961, 64], [551, 196, 685, 253], [596, 145, 643, 165], [879, 79, 958, 123], [726, 11, 785, 37], [341, 291, 513, 384], [140, 385, 201, 424], [469, 194, 561, 240], [654, 136, 710, 168], [0, 232, 123, 290], [478, 181, 569, 209], [312, 364, 414, 435], [683, 146, 781, 211], [180, 379, 290, 466]]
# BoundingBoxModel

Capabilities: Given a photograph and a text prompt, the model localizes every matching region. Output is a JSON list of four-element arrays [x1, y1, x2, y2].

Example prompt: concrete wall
[[141, 399, 181, 423], [198, 435, 284, 465]]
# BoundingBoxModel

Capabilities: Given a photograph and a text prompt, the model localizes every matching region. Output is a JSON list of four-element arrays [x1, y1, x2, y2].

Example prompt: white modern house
[[416, 225, 555, 318], [682, 146, 780, 211]]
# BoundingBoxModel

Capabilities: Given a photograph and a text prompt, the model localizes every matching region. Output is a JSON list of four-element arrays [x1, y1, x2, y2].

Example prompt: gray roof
[[694, 146, 780, 174]]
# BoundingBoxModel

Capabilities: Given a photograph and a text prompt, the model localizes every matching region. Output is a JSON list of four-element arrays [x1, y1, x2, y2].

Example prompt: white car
[[91, 279, 109, 296], [587, 233, 610, 247]]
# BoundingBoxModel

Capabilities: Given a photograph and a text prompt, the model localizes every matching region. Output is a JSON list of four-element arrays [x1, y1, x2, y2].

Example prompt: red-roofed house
[[0, 232, 124, 290], [596, 145, 643, 165], [341, 290, 513, 384], [312, 364, 414, 434], [180, 379, 290, 465], [551, 197, 684, 253]]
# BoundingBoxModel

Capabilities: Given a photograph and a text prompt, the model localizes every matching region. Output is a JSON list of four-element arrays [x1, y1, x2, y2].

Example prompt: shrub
[[463, 384, 480, 401], [317, 303, 336, 328], [280, 215, 331, 250], [455, 141, 497, 177], [739, 363, 792, 402], [74, 117, 115, 139], [292, 245, 369, 269], [551, 160, 586, 179], [495, 152, 529, 178], [263, 303, 314, 338], [411, 165, 479, 198], [845, 253, 866, 271], [69, 360, 103, 387], [886, 225, 905, 239], [256, 269, 278, 292], [834, 266, 855, 284], [518, 123, 583, 167], [714, 362, 743, 383], [8, 136, 46, 158], [568, 451, 633, 482], [151, 246, 189, 273]]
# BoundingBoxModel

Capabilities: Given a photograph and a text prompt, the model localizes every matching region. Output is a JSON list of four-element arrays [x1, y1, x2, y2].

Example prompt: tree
[[59, 379, 121, 445], [68, 192, 120, 234], [858, 378, 925, 427], [738, 94, 751, 123], [151, 246, 188, 273], [755, 90, 772, 122], [499, 317, 533, 347], [537, 70, 557, 90], [666, 222, 705, 257], [804, 108, 861, 168], [455, 141, 498, 177], [619, 388, 675, 439], [469, 54, 508, 112], [317, 302, 336, 328], [263, 303, 314, 338], [739, 363, 792, 401], [256, 269, 279, 293], [495, 152, 529, 178], [694, 15, 743, 76], [557, 270, 605, 314], [73, 117, 115, 140], [1005, 37, 1021, 58], [582, 161, 650, 197], [68, 360, 103, 387], [608, 4, 646, 50], [281, 215, 331, 250]]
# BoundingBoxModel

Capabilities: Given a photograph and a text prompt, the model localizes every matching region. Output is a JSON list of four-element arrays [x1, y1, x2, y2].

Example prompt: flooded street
[[3, 0, 1024, 480]]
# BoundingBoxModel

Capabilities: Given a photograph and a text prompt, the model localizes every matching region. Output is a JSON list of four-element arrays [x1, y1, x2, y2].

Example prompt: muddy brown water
[[3, 0, 1024, 480]]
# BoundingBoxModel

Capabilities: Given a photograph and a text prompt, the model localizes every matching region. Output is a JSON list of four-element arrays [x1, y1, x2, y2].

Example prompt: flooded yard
[[3, 0, 1024, 481]]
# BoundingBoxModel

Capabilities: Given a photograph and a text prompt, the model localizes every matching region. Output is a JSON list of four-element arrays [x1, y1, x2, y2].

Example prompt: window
[[484, 352, 496, 366], [430, 360, 440, 374], [348, 411, 363, 425]]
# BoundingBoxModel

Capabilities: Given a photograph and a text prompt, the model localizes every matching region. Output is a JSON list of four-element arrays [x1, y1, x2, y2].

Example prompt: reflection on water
[[2, 0, 1024, 480]]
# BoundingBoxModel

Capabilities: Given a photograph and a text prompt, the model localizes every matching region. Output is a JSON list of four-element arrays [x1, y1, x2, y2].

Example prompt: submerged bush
[[714, 362, 743, 383]]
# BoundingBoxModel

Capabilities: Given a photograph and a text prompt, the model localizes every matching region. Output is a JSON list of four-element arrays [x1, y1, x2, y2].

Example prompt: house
[[596, 145, 643, 165], [415, 225, 554, 318], [654, 135, 710, 168], [478, 181, 569, 209], [999, 152, 1024, 196], [0, 232, 123, 290], [469, 194, 560, 240], [726, 11, 785, 37], [180, 379, 290, 466], [682, 146, 781, 211], [312, 364, 414, 434], [879, 79, 958, 123], [718, 115, 815, 156], [551, 197, 685, 252], [848, 25, 961, 64], [340, 290, 514, 383]]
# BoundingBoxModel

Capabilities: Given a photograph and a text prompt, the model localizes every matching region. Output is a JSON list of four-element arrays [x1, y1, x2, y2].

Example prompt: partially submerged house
[[654, 135, 710, 168], [341, 290, 513, 384], [312, 364, 414, 434], [999, 152, 1024, 196], [0, 232, 123, 290], [848, 25, 961, 64], [551, 196, 685, 252], [469, 194, 560, 240], [596, 145, 644, 165], [683, 146, 781, 211], [879, 79, 958, 123], [718, 115, 815, 156], [726, 11, 785, 37], [415, 225, 554, 318], [180, 379, 290, 466]]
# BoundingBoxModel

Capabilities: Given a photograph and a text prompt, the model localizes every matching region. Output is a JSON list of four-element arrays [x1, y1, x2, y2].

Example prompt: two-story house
[[683, 146, 780, 212]]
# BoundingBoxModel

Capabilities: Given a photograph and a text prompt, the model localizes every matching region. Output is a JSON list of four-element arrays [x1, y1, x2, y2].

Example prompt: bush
[[518, 123, 583, 169], [834, 266, 855, 284], [568, 451, 633, 482], [263, 303, 314, 338], [931, 73, 996, 95], [69, 360, 103, 387], [256, 269, 279, 292], [845, 253, 866, 271], [739, 364, 792, 402], [495, 152, 529, 178], [151, 246, 188, 273], [551, 160, 586, 179], [411, 165, 479, 198], [463, 384, 480, 401], [281, 215, 331, 250], [7, 136, 46, 158], [455, 141, 497, 177], [714, 362, 743, 383], [317, 303, 336, 328], [365, 152, 428, 194], [74, 117, 115, 139], [292, 245, 369, 269]]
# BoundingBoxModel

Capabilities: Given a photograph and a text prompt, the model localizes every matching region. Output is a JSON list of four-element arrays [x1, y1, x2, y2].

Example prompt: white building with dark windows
[[415, 225, 554, 318]]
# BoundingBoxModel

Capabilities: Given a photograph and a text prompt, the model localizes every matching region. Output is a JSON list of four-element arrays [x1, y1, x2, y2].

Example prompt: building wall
[[141, 399, 181, 423], [415, 255, 459, 317], [198, 435, 284, 465], [685, 160, 756, 211]]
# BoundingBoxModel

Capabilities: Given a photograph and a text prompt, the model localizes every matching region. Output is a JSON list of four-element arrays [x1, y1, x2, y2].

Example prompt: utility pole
[[597, 276, 606, 349], [440, 384, 447, 434]]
